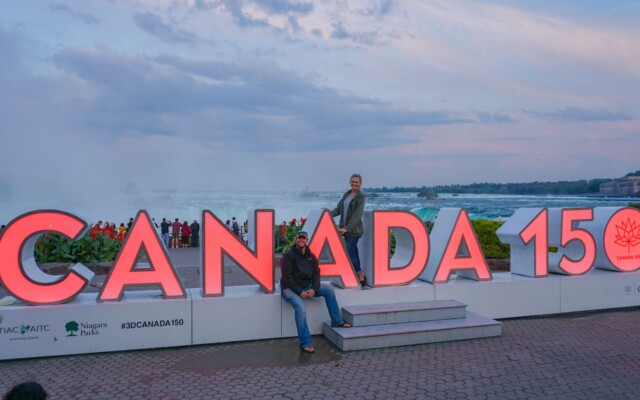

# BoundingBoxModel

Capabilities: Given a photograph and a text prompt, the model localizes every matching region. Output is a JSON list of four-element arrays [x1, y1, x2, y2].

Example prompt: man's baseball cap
[[296, 231, 309, 239]]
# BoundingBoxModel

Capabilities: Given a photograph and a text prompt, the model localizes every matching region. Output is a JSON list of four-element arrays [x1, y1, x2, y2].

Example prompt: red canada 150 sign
[[0, 207, 639, 306]]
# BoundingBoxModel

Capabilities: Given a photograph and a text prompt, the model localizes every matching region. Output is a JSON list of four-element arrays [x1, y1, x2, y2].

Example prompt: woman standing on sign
[[331, 173, 366, 287]]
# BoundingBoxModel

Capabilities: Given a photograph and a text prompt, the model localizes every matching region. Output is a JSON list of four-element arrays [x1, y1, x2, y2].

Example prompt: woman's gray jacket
[[330, 190, 365, 237]]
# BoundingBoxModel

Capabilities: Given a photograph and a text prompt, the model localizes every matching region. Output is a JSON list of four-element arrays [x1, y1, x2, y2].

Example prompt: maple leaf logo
[[613, 218, 640, 253]]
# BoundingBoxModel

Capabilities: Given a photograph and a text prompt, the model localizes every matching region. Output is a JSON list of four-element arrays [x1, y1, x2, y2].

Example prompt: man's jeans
[[191, 233, 199, 248], [281, 284, 345, 348], [346, 236, 361, 273], [162, 233, 170, 247]]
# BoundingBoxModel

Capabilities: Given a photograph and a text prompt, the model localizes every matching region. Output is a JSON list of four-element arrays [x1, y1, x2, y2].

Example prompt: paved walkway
[[1, 308, 639, 399]]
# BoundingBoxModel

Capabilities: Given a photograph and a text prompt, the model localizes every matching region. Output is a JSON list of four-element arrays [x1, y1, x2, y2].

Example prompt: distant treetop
[[366, 177, 625, 195]]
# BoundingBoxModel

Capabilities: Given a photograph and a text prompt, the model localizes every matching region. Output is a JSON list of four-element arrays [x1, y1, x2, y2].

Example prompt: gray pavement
[[1, 308, 639, 399], [2, 249, 640, 399]]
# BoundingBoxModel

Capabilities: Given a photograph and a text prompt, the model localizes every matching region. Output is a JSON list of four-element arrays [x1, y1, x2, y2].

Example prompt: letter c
[[0, 210, 94, 304]]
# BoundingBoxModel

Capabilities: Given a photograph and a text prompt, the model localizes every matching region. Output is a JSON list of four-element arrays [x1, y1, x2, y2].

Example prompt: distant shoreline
[[366, 171, 640, 197]]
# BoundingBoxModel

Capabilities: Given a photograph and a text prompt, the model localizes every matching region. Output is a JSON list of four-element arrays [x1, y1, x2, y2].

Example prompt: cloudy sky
[[1, 0, 639, 201]]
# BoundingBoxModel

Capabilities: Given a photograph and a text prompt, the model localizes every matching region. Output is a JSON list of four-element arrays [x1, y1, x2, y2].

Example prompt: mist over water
[[0, 190, 634, 227]]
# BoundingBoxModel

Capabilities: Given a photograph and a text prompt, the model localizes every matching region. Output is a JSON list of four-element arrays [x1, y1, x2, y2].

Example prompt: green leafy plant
[[275, 218, 306, 253], [35, 231, 123, 264], [470, 219, 510, 259]]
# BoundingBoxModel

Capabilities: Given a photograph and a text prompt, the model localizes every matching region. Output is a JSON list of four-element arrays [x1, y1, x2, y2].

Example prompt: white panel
[[496, 208, 546, 277], [560, 269, 640, 313], [359, 211, 374, 287], [191, 286, 282, 344], [434, 272, 562, 319], [0, 290, 192, 360]]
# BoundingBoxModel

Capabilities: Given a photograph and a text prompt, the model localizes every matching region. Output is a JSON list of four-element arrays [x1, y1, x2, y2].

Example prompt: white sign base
[[559, 268, 640, 313], [0, 290, 192, 360], [191, 286, 282, 344]]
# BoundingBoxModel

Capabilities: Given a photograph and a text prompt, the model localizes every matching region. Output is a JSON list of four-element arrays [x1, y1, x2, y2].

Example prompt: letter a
[[420, 208, 491, 283], [98, 210, 186, 302], [306, 210, 359, 288]]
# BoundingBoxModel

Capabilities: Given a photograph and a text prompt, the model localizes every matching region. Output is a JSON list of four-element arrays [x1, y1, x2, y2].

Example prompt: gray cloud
[[476, 112, 517, 124], [287, 15, 302, 32], [49, 4, 99, 25], [212, 0, 312, 33], [48, 47, 470, 152], [330, 22, 377, 45], [216, 0, 269, 27], [251, 0, 313, 15], [0, 25, 26, 73], [364, 0, 395, 17], [134, 12, 197, 44], [209, 1, 384, 44], [527, 107, 634, 122]]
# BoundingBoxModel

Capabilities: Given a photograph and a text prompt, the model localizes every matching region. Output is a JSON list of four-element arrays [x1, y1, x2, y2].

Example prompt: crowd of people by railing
[[85, 215, 251, 249]]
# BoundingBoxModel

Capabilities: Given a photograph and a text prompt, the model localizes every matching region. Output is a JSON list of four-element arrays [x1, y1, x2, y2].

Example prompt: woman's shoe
[[358, 272, 366, 288]]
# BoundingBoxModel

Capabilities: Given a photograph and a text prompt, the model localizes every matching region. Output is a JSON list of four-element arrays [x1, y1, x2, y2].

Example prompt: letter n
[[98, 210, 186, 302], [202, 209, 274, 296]]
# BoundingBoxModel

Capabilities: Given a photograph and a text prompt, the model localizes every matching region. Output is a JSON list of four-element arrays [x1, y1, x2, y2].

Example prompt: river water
[[0, 191, 636, 226]]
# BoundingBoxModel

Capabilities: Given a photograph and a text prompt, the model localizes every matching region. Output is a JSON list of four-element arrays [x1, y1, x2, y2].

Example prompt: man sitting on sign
[[280, 230, 351, 353]]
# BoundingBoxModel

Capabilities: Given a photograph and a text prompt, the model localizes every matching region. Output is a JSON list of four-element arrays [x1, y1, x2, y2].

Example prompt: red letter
[[0, 210, 93, 305], [98, 210, 186, 302], [202, 209, 274, 296], [307, 210, 359, 288], [433, 209, 491, 282], [373, 211, 428, 286], [558, 208, 596, 275]]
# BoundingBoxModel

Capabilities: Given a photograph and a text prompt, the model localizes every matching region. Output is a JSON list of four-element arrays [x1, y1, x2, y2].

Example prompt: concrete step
[[342, 300, 467, 327], [324, 312, 502, 351]]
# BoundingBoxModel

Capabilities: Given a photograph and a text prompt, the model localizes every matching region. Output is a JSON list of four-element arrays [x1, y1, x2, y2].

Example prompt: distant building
[[599, 176, 640, 196]]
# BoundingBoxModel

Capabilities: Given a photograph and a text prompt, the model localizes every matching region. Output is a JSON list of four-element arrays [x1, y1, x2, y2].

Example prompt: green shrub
[[275, 218, 306, 253], [629, 202, 640, 210], [471, 219, 510, 259], [35, 231, 123, 264]]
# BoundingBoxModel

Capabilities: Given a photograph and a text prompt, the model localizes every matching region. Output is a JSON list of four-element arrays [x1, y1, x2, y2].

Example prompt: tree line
[[367, 179, 616, 195]]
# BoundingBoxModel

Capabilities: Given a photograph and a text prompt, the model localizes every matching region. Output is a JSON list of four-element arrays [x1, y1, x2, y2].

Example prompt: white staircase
[[323, 300, 501, 351]]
